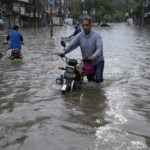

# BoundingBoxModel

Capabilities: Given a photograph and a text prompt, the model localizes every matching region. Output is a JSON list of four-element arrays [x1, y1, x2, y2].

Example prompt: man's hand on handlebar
[[56, 52, 65, 57], [88, 56, 95, 62]]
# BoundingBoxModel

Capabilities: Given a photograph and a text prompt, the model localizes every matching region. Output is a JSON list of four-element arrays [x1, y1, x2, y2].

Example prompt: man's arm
[[92, 34, 103, 58], [6, 34, 10, 41], [62, 34, 80, 54], [20, 35, 23, 42], [68, 32, 75, 38], [3, 34, 10, 43]]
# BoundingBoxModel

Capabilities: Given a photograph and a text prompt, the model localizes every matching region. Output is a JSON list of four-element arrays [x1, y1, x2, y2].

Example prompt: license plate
[[15, 54, 20, 58], [65, 73, 75, 78]]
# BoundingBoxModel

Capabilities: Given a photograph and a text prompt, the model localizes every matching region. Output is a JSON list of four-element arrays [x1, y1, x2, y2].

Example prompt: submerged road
[[0, 23, 150, 150]]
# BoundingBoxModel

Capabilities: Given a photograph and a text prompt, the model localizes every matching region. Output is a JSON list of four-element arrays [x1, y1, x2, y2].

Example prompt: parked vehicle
[[100, 22, 110, 27]]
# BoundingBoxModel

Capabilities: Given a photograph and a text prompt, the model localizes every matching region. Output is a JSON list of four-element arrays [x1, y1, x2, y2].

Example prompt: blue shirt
[[7, 30, 23, 50], [78, 26, 81, 32], [62, 30, 104, 66], [74, 29, 80, 36]]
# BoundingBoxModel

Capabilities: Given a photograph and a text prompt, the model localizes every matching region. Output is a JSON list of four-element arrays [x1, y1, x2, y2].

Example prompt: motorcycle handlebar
[[82, 58, 91, 61], [3, 42, 24, 45], [55, 53, 66, 58], [3, 42, 8, 45], [60, 54, 65, 58]]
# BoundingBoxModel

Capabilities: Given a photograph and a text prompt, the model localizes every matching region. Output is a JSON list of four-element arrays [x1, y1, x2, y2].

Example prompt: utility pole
[[33, 0, 36, 28], [38, 0, 40, 28], [140, 0, 144, 27], [60, 0, 62, 26], [82, 0, 86, 19], [125, 0, 129, 21], [50, 12, 53, 36], [126, 0, 128, 12], [47, 0, 53, 36], [84, 0, 85, 10]]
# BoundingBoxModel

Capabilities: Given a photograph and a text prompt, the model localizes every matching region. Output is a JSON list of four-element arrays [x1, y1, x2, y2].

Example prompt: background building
[[0, 0, 45, 29], [0, 0, 77, 29], [24, 0, 44, 28], [0, 0, 30, 29]]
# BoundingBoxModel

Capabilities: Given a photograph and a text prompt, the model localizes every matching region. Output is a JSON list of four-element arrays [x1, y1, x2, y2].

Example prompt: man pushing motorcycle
[[57, 18, 105, 85]]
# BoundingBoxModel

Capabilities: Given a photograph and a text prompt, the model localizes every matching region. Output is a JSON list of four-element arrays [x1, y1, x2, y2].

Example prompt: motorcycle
[[3, 41, 23, 60], [56, 40, 85, 95], [8, 49, 23, 60]]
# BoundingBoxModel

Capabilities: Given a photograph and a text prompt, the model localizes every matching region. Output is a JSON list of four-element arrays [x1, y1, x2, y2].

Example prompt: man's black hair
[[75, 26, 78, 29], [82, 18, 91, 24], [13, 25, 19, 30]]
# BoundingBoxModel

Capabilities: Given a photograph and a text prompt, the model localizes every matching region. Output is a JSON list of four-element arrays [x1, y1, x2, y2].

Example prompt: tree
[[112, 11, 125, 22], [70, 9, 80, 20], [97, 6, 108, 18], [128, 0, 145, 21], [94, 11, 102, 25], [104, 14, 112, 22], [113, 0, 126, 14], [76, 0, 114, 18]]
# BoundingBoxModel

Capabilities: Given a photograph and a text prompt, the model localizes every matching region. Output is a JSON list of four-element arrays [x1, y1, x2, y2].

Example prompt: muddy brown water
[[0, 23, 150, 150]]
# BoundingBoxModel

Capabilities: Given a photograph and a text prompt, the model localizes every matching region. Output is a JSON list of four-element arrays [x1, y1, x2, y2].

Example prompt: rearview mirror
[[61, 40, 66, 47]]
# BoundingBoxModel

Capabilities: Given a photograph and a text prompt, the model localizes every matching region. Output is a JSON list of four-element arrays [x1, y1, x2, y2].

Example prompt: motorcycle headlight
[[66, 66, 75, 73]]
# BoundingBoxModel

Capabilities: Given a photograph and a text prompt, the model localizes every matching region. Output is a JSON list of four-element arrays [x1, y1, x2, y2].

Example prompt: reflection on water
[[0, 23, 150, 150]]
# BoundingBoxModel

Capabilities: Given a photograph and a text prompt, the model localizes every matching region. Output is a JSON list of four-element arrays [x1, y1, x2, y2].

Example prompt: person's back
[[68, 26, 80, 38], [74, 27, 80, 36], [5, 25, 23, 50], [9, 30, 22, 50]]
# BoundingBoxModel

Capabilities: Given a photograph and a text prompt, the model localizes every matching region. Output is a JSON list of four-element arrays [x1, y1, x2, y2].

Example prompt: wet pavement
[[0, 23, 150, 150]]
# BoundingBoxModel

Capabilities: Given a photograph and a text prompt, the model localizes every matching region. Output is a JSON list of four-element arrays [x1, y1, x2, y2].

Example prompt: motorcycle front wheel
[[61, 91, 66, 95], [71, 80, 75, 91]]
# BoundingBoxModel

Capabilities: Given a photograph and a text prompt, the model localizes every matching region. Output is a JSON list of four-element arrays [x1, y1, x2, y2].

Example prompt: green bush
[[104, 14, 112, 22], [71, 9, 80, 20], [94, 11, 102, 21], [112, 11, 125, 22]]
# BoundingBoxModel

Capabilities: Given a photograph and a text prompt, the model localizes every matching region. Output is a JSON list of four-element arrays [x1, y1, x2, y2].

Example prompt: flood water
[[0, 23, 150, 150]]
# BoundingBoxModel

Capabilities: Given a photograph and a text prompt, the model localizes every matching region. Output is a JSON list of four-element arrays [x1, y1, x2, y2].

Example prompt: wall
[[52, 17, 73, 26], [144, 17, 150, 26], [64, 18, 73, 25], [52, 16, 60, 25]]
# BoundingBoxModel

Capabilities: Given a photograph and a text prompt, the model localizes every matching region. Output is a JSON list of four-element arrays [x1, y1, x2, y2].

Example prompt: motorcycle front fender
[[61, 79, 68, 91], [61, 84, 67, 91], [71, 80, 74, 91]]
